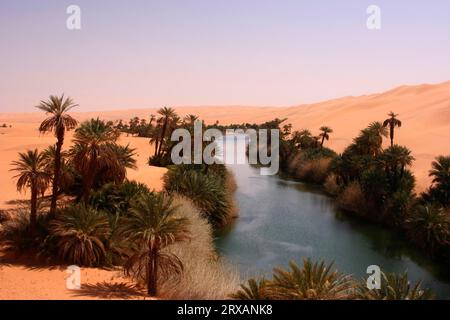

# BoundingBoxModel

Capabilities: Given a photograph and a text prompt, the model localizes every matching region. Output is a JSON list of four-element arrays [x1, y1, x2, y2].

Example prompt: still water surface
[[214, 135, 450, 298]]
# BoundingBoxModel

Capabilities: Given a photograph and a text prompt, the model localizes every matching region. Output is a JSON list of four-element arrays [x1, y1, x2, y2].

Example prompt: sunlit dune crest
[[1, 80, 449, 204]]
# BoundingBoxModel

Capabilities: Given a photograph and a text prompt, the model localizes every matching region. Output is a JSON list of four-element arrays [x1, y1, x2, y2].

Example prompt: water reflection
[[214, 135, 450, 298]]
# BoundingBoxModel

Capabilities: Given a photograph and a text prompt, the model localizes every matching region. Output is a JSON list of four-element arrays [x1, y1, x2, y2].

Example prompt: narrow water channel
[[214, 135, 450, 298]]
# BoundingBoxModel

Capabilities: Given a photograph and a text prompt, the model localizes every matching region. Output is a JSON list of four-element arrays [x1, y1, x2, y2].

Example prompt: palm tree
[[352, 122, 387, 157], [98, 143, 137, 184], [430, 156, 450, 186], [230, 278, 269, 300], [149, 125, 161, 154], [383, 112, 402, 147], [71, 118, 122, 203], [156, 107, 177, 157], [163, 167, 231, 228], [149, 114, 156, 126], [429, 155, 450, 206], [36, 95, 78, 216], [282, 124, 293, 140], [120, 192, 190, 296], [380, 145, 415, 189], [356, 271, 433, 300], [294, 129, 314, 149], [164, 114, 181, 155], [319, 126, 333, 147], [41, 145, 74, 193], [312, 136, 321, 149], [268, 259, 355, 300], [50, 204, 110, 266], [128, 117, 140, 136], [10, 149, 51, 233], [367, 121, 388, 151], [405, 205, 450, 255], [183, 114, 199, 126]]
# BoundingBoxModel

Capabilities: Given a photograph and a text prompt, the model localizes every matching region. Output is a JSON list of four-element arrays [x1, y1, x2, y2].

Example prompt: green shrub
[[405, 205, 450, 257], [231, 259, 355, 300], [268, 259, 355, 300], [148, 153, 172, 167], [355, 271, 434, 300], [230, 278, 269, 300], [0, 208, 51, 255], [89, 180, 151, 215], [163, 166, 233, 228], [50, 204, 111, 266]]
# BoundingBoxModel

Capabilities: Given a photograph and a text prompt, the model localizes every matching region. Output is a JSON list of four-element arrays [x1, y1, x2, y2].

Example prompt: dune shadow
[[71, 281, 147, 300], [0, 250, 66, 271]]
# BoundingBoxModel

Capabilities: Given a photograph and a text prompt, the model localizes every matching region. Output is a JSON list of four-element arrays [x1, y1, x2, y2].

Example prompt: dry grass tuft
[[293, 158, 332, 184], [159, 196, 240, 299], [324, 173, 341, 196], [336, 181, 367, 215]]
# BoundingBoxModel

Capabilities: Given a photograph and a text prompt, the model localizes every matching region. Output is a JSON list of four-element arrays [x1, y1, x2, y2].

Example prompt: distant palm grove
[[1, 94, 449, 300]]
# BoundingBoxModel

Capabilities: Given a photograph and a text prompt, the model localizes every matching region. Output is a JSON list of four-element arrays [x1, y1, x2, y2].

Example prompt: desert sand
[[2, 80, 449, 199], [0, 265, 150, 300], [0, 126, 167, 210], [0, 80, 449, 299], [0, 128, 165, 299]]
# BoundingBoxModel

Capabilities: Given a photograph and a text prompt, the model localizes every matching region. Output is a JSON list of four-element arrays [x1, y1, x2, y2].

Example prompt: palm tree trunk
[[390, 124, 394, 147], [83, 158, 96, 204], [50, 129, 64, 216], [154, 139, 159, 156], [393, 166, 398, 191], [30, 186, 38, 235], [321, 136, 325, 147], [157, 119, 168, 157], [148, 248, 158, 296]]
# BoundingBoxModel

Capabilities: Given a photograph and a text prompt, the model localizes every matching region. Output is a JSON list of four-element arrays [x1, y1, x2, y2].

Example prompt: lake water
[[214, 135, 450, 298]]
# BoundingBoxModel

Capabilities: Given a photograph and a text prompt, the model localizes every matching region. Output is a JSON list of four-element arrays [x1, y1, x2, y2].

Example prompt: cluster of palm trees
[[274, 111, 450, 262], [5, 96, 240, 297], [232, 259, 433, 300], [5, 98, 449, 298], [5, 96, 197, 297], [289, 126, 333, 150], [114, 108, 203, 167], [424, 155, 450, 207], [10, 98, 137, 232], [277, 125, 336, 173]]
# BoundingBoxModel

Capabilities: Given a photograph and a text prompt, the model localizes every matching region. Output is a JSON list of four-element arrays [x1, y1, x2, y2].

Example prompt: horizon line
[[1, 79, 449, 115]]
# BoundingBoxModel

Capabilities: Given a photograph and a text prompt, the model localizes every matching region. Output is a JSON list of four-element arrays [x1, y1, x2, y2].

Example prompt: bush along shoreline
[[1, 96, 447, 300], [231, 259, 434, 300], [239, 114, 450, 266], [1, 100, 240, 299]]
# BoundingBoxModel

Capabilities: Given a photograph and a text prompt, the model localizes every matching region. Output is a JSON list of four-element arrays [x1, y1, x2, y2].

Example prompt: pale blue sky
[[1, 0, 449, 111]]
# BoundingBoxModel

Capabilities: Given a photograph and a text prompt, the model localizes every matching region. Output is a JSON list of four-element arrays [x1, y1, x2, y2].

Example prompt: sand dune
[[0, 265, 148, 300], [1, 81, 449, 198], [0, 81, 449, 299], [0, 126, 166, 209]]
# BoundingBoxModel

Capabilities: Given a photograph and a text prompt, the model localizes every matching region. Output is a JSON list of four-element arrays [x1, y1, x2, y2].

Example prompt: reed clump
[[160, 196, 240, 299]]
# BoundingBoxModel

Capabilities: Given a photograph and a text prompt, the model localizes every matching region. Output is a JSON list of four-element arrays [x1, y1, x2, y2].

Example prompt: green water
[[214, 138, 450, 298]]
